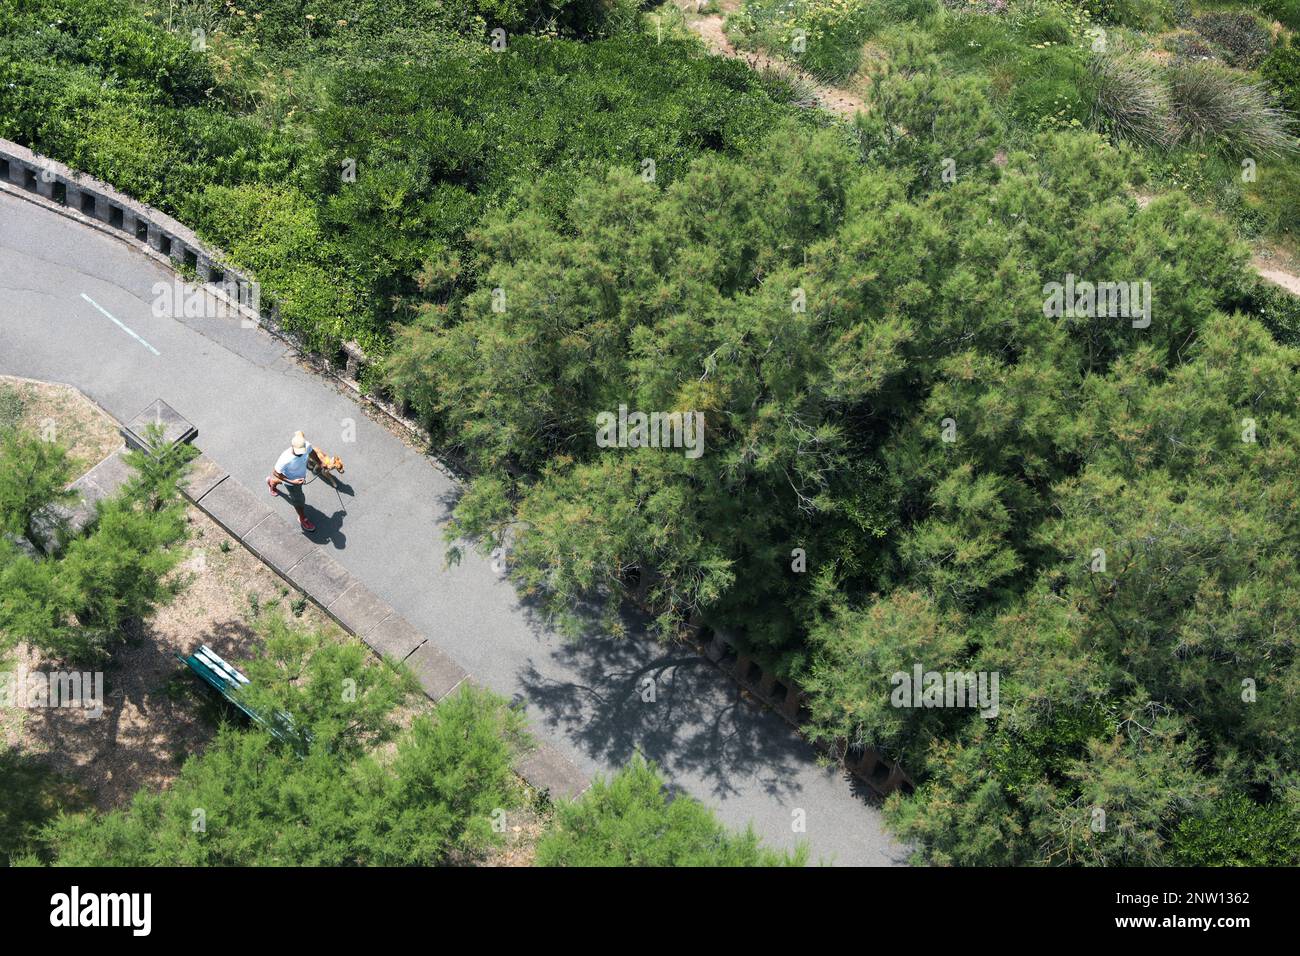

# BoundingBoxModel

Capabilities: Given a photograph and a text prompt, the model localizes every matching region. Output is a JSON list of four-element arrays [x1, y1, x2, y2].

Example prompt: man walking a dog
[[267, 430, 323, 532]]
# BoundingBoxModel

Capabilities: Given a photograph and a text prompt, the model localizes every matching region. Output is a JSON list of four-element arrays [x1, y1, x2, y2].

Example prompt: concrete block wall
[[0, 139, 273, 332], [702, 628, 915, 799]]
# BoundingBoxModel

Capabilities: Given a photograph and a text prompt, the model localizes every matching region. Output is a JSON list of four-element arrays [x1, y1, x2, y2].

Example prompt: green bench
[[176, 644, 311, 753]]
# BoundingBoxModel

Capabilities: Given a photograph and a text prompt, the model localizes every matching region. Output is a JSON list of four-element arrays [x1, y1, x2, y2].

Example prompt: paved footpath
[[0, 189, 907, 865]]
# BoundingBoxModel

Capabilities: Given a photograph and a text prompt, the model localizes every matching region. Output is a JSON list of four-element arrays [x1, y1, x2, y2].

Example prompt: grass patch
[[0, 376, 122, 474], [0, 385, 24, 431]]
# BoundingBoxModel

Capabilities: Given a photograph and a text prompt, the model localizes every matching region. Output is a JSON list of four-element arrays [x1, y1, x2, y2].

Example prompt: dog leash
[[300, 465, 347, 514]]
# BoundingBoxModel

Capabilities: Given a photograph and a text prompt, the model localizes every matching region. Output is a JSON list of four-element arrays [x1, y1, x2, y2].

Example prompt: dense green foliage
[[4, 0, 1298, 866], [0, 749, 85, 866], [1192, 11, 1273, 69], [0, 0, 798, 350], [1263, 34, 1300, 116], [536, 757, 806, 865], [1170, 791, 1300, 865], [1263, 0, 1300, 30], [23, 622, 791, 867], [0, 428, 76, 543], [0, 428, 191, 664], [731, 0, 1300, 244], [396, 106, 1298, 863]]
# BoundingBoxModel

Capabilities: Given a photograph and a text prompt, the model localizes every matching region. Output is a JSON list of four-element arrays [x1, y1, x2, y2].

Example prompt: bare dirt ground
[[3, 502, 349, 810], [0, 374, 123, 474], [1253, 245, 1300, 296], [480, 809, 547, 866]]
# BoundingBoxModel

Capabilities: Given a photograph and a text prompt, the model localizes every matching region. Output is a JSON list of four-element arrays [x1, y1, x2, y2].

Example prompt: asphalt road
[[0, 189, 907, 866]]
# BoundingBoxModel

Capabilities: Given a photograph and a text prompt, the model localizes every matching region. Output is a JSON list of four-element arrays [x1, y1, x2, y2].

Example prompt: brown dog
[[318, 453, 345, 474], [310, 450, 345, 480]]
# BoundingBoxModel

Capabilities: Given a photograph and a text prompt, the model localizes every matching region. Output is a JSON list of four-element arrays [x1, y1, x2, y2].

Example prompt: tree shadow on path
[[514, 609, 816, 804]]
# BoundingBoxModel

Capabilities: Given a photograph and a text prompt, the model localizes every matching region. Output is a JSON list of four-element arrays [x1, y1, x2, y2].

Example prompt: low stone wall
[[702, 628, 915, 799], [0, 139, 267, 327], [0, 138, 431, 449]]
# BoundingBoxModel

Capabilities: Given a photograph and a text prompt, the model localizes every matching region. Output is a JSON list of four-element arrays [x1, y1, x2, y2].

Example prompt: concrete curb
[[30, 445, 131, 552]]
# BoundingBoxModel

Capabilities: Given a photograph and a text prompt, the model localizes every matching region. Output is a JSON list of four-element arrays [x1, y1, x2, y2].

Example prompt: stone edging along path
[[0, 137, 922, 800]]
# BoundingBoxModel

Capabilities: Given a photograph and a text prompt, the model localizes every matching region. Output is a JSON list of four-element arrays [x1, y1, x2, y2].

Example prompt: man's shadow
[[303, 471, 353, 550], [303, 503, 347, 550]]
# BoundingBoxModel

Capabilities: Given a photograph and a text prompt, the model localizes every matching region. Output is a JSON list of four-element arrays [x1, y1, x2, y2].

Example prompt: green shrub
[[76, 7, 216, 103], [1080, 0, 1173, 31], [861, 65, 1006, 182], [933, 11, 1025, 70], [0, 427, 190, 664], [1168, 61, 1299, 158], [304, 34, 794, 307], [875, 0, 939, 21], [35, 622, 529, 866], [535, 757, 806, 866], [729, 0, 936, 83], [0, 428, 74, 543], [36, 491, 188, 663], [202, 0, 619, 50], [728, 0, 878, 83], [355, 683, 530, 863], [1008, 46, 1097, 131], [190, 183, 368, 351], [4, 2, 795, 351], [1262, 38, 1300, 117], [1242, 154, 1300, 240], [1162, 29, 1224, 63], [1089, 52, 1174, 148], [1261, 0, 1300, 32], [0, 387, 23, 430], [1019, 11, 1073, 46], [0, 751, 85, 866], [1239, 276, 1300, 345], [1171, 792, 1300, 866], [802, 591, 969, 761]]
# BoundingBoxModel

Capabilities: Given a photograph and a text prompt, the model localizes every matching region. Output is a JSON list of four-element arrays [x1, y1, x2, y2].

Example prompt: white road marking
[[79, 292, 160, 356]]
